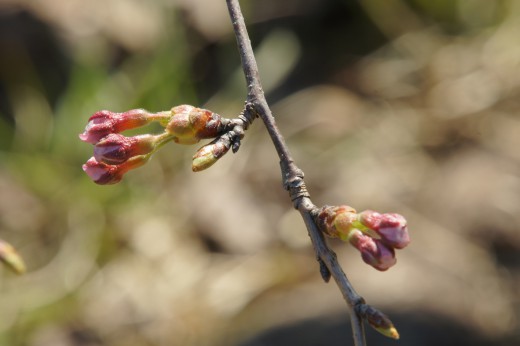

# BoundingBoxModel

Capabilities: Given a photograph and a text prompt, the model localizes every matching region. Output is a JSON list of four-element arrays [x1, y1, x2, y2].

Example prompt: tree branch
[[78, 0, 401, 343], [225, 0, 367, 345], [77, 1, 403, 342]]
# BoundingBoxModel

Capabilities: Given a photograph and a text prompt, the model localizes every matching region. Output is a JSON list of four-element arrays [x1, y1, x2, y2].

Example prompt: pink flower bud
[[82, 156, 147, 185], [358, 210, 382, 230], [358, 210, 410, 249], [348, 229, 396, 271], [376, 213, 410, 249], [94, 134, 156, 165], [79, 109, 152, 144]]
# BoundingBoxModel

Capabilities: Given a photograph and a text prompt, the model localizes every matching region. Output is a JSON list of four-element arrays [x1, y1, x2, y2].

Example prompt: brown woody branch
[[225, 0, 374, 345]]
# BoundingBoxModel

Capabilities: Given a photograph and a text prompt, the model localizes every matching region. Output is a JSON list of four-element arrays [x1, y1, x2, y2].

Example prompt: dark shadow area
[[238, 311, 520, 346]]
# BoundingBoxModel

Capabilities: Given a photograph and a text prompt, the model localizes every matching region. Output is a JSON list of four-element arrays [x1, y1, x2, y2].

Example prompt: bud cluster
[[317, 206, 410, 271], [79, 106, 228, 184]]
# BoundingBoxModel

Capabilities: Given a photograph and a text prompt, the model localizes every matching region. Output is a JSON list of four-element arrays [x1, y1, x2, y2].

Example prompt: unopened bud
[[166, 105, 223, 144], [94, 134, 156, 165], [358, 210, 382, 230], [358, 210, 410, 249], [377, 213, 410, 249], [361, 305, 400, 339], [348, 229, 396, 271], [79, 109, 153, 144], [372, 322, 399, 340], [192, 140, 230, 172], [82, 155, 149, 185], [317, 205, 357, 239], [0, 239, 26, 275], [318, 206, 409, 270]]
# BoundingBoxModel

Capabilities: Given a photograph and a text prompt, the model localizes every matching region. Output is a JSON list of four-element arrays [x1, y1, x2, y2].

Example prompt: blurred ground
[[0, 0, 519, 345]]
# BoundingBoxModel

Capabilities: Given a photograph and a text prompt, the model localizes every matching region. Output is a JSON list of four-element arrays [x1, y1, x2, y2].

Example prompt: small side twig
[[226, 0, 369, 344]]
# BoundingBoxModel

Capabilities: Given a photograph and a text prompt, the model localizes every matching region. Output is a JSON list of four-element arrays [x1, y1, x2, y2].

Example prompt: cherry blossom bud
[[166, 105, 223, 144], [317, 206, 409, 270], [82, 155, 148, 185], [377, 213, 410, 249], [358, 210, 382, 230], [359, 211, 410, 249], [348, 229, 396, 271], [79, 109, 152, 144], [0, 239, 26, 275], [192, 140, 230, 172], [93, 134, 156, 165]]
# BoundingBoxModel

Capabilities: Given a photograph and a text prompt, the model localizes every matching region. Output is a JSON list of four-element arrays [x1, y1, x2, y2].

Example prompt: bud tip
[[374, 325, 400, 339], [0, 240, 26, 275]]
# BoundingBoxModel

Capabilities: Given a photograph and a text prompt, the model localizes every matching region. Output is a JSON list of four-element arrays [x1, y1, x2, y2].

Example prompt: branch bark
[[225, 1, 367, 345]]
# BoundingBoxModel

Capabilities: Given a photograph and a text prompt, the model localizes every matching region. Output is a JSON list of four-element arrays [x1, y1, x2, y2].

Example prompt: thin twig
[[225, 0, 367, 345]]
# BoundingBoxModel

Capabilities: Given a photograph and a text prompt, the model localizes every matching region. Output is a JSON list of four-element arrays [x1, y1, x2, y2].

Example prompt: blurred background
[[0, 0, 519, 345]]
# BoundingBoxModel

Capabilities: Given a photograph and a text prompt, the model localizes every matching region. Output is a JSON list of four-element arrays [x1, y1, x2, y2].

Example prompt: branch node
[[230, 126, 244, 153], [318, 257, 331, 282], [288, 179, 310, 203], [240, 102, 257, 130], [279, 161, 309, 208]]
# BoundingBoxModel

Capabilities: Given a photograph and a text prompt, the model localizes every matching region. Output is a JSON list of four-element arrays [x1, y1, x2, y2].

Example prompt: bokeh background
[[1, 0, 519, 345]]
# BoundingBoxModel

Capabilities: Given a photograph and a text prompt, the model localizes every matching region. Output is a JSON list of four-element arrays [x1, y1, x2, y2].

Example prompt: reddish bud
[[318, 206, 409, 270], [82, 155, 148, 185], [377, 213, 410, 249], [167, 105, 223, 144], [348, 229, 396, 271], [93, 134, 156, 165], [79, 109, 151, 144], [192, 140, 230, 172], [358, 210, 382, 230], [358, 211, 410, 249]]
